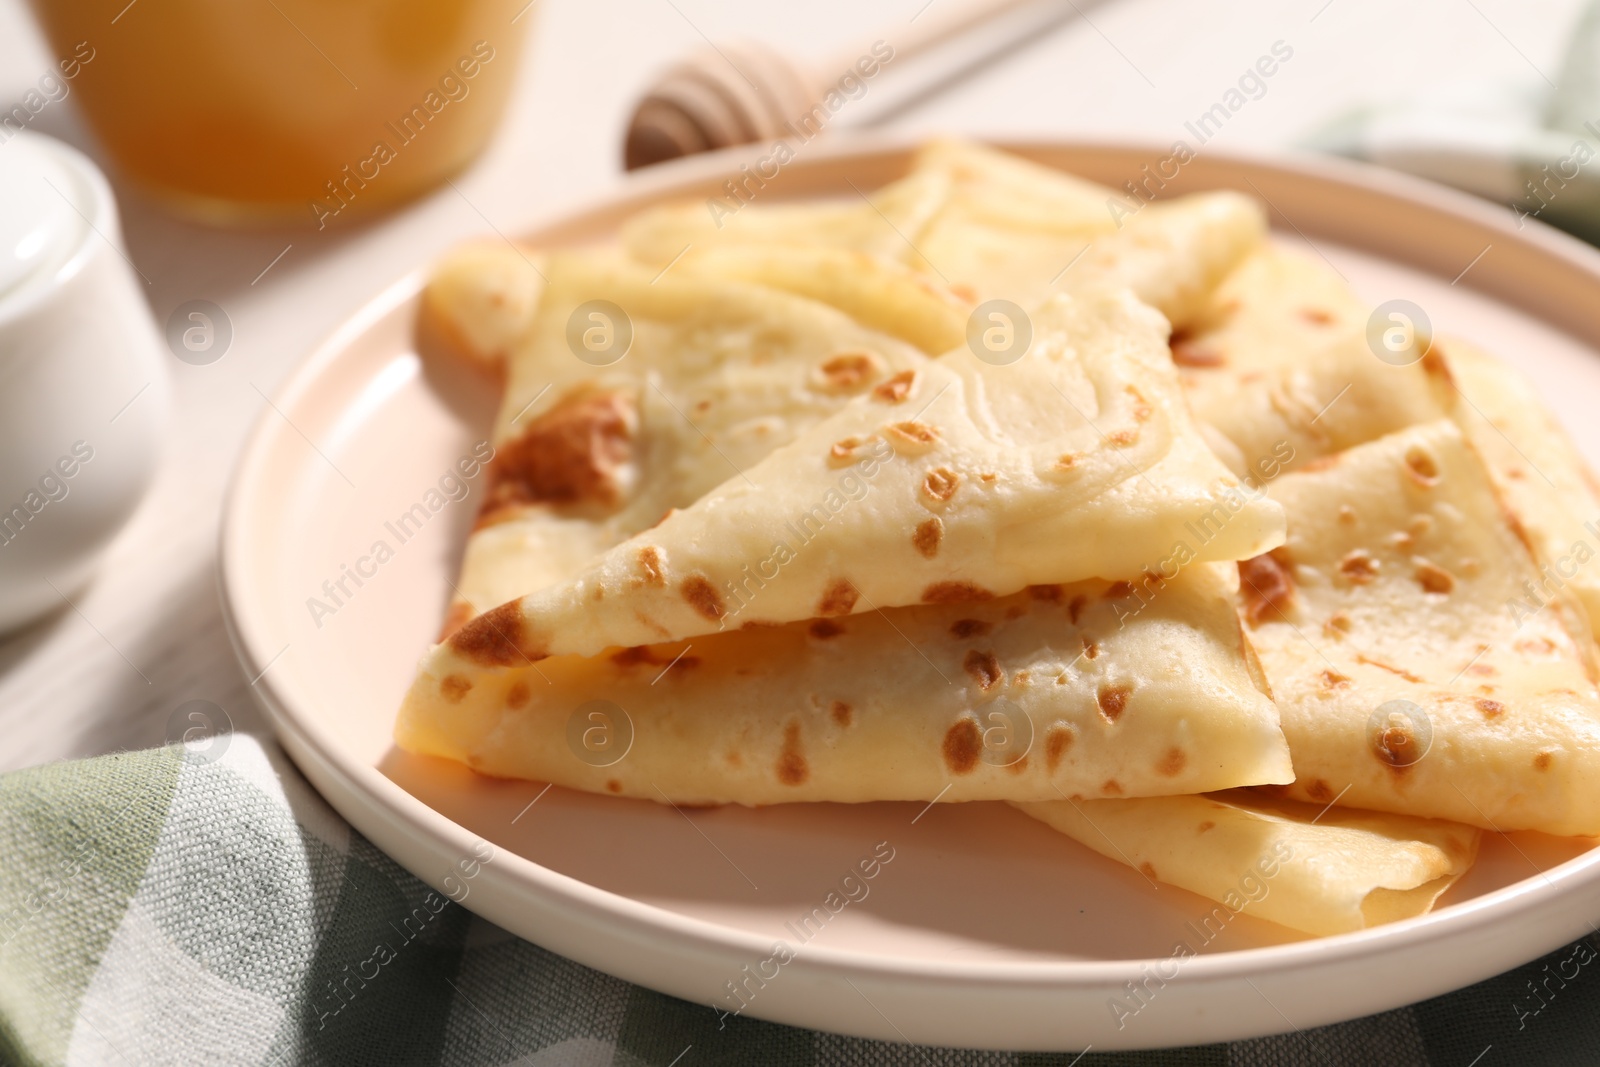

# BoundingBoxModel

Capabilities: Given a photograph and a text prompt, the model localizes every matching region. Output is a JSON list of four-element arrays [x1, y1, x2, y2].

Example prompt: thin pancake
[[1014, 790, 1479, 936], [1244, 420, 1600, 836], [436, 290, 1286, 665], [397, 565, 1292, 805]]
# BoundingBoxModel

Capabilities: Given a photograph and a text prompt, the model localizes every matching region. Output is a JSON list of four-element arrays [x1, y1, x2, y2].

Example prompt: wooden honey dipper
[[624, 0, 1097, 169]]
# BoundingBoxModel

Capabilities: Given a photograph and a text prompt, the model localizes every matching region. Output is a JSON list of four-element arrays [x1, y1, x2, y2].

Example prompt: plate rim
[[220, 132, 1600, 1048]]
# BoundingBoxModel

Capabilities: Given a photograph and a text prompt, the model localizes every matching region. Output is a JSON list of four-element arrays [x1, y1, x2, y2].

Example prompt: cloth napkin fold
[[1308, 0, 1600, 243], [1, 735, 1596, 1067]]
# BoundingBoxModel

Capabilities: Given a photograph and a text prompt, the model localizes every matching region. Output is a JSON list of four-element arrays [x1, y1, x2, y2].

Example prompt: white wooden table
[[0, 0, 1582, 772]]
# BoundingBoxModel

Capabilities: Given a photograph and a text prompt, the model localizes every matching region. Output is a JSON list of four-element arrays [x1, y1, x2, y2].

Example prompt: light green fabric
[[0, 736, 1592, 1066]]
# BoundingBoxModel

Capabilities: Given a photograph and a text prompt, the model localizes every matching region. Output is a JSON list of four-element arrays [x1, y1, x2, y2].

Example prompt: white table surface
[[0, 0, 1585, 772]]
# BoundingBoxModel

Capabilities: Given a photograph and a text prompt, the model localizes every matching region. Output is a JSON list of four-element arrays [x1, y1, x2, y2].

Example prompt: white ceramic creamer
[[0, 131, 169, 631]]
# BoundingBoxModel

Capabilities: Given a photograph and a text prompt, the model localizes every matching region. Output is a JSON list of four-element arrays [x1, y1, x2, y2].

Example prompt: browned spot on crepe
[[1028, 584, 1063, 603], [887, 421, 938, 447], [1156, 747, 1187, 777], [913, 518, 943, 558], [636, 545, 666, 587], [1104, 581, 1134, 599], [1239, 552, 1295, 625], [809, 619, 844, 639], [611, 646, 661, 667], [922, 580, 993, 604], [1197, 821, 1216, 834], [817, 351, 881, 392], [1102, 779, 1124, 796], [439, 674, 473, 703], [1339, 550, 1379, 584], [1108, 427, 1140, 446], [1044, 726, 1074, 771], [831, 700, 853, 728], [478, 388, 634, 523], [1170, 332, 1225, 367], [1356, 653, 1423, 683], [1373, 719, 1422, 769], [1535, 751, 1553, 772], [1405, 446, 1440, 486], [1304, 778, 1333, 802], [1082, 636, 1099, 660], [605, 779, 622, 794], [873, 370, 915, 402], [1127, 386, 1153, 422], [681, 576, 725, 621], [778, 721, 809, 785], [1477, 698, 1504, 718], [963, 650, 1001, 690], [818, 579, 859, 616], [922, 467, 960, 502], [1068, 595, 1088, 624], [1415, 559, 1455, 594], [1299, 308, 1335, 325], [942, 718, 982, 775], [504, 680, 530, 709], [949, 618, 990, 639], [448, 601, 543, 667], [1097, 683, 1130, 723], [1139, 861, 1158, 880], [829, 436, 866, 465]]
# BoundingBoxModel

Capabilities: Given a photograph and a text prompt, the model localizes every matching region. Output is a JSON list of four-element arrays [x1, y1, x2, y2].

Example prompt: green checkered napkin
[[1, 736, 1596, 1066]]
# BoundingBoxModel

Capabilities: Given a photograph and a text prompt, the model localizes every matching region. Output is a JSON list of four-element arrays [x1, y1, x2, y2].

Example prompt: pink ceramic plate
[[222, 137, 1600, 1050]]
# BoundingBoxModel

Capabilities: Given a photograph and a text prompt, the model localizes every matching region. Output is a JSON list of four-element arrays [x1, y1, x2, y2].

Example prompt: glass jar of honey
[[25, 0, 534, 226]]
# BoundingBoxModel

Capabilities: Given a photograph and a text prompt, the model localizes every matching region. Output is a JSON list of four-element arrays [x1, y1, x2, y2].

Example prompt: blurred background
[[0, 0, 1588, 771]]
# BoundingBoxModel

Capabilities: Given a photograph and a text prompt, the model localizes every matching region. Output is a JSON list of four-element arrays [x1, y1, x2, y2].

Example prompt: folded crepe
[[396, 563, 1293, 805], [1170, 245, 1448, 478], [419, 240, 546, 374], [1172, 243, 1600, 643], [620, 139, 1105, 275], [625, 139, 1265, 329], [445, 250, 942, 628], [1430, 336, 1600, 640], [434, 290, 1286, 668], [622, 161, 951, 269], [1014, 791, 1480, 936], [1243, 419, 1600, 836], [906, 140, 1266, 325]]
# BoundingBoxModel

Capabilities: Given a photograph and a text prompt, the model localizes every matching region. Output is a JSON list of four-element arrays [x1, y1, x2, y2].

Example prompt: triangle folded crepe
[[434, 289, 1286, 667], [1170, 244, 1447, 478], [1242, 419, 1600, 836], [619, 139, 1108, 275], [1013, 791, 1479, 937], [1429, 336, 1600, 640], [624, 139, 1266, 329], [444, 250, 945, 629], [621, 162, 952, 269], [396, 563, 1293, 805], [419, 240, 546, 375], [1171, 242, 1600, 643], [904, 141, 1267, 327]]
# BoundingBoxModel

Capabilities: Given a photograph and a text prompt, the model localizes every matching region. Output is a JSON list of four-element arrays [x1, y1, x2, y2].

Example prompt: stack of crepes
[[396, 141, 1600, 939]]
